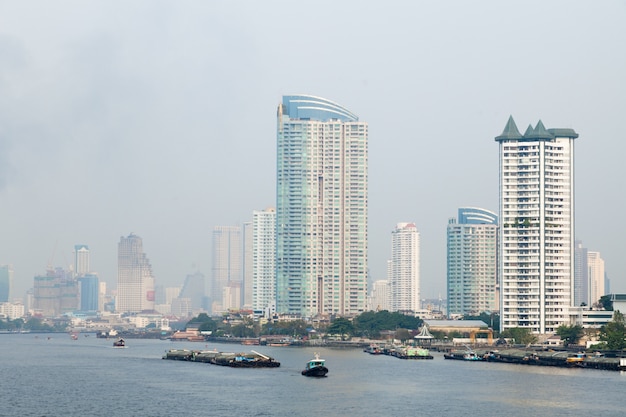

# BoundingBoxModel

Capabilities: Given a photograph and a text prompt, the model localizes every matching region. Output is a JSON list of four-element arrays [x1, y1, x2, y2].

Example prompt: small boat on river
[[113, 338, 126, 348], [301, 353, 328, 377]]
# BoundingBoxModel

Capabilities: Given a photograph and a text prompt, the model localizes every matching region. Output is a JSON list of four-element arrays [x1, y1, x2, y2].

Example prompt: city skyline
[[1, 1, 625, 300]]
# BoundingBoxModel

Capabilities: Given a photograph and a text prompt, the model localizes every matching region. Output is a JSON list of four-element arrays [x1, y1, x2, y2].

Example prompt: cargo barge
[[162, 349, 280, 368]]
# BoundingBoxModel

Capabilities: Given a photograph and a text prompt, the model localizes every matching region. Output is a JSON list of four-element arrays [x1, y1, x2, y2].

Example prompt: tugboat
[[113, 338, 126, 348], [301, 353, 328, 377]]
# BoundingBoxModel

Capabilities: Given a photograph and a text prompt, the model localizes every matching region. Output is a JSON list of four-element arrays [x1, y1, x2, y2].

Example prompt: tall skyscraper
[[276, 95, 368, 317], [74, 244, 90, 276], [496, 117, 578, 334], [252, 208, 276, 313], [447, 207, 498, 317], [587, 251, 605, 307], [211, 226, 241, 313], [0, 265, 14, 302], [388, 223, 420, 313], [116, 233, 155, 313]]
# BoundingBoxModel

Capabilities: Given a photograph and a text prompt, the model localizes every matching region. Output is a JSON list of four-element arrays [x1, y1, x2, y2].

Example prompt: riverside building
[[389, 223, 420, 313], [447, 207, 498, 317], [495, 117, 578, 334], [276, 95, 368, 317]]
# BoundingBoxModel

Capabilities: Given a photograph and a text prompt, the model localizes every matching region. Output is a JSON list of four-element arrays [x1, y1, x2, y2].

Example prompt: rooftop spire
[[495, 115, 523, 141]]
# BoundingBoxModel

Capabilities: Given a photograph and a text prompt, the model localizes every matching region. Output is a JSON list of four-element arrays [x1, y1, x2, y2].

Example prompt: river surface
[[0, 334, 624, 417]]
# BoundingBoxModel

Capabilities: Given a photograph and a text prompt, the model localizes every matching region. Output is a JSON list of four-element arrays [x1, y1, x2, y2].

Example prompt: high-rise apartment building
[[252, 208, 276, 313], [211, 226, 241, 313], [0, 265, 13, 302], [276, 95, 368, 317], [496, 117, 578, 334], [74, 244, 90, 276], [587, 251, 605, 307], [116, 233, 155, 313], [447, 207, 498, 317], [388, 223, 420, 313]]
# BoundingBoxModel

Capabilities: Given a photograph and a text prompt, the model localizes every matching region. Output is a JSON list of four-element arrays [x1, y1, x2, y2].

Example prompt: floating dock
[[162, 349, 280, 368]]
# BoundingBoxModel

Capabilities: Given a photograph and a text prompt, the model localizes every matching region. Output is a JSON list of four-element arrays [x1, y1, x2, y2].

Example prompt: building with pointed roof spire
[[495, 117, 578, 334]]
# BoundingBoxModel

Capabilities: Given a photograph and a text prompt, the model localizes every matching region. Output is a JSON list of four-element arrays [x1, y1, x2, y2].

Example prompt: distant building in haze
[[370, 279, 390, 312], [211, 226, 241, 313], [276, 95, 368, 317], [446, 207, 498, 317], [242, 221, 253, 310], [179, 271, 207, 312], [33, 267, 78, 317], [0, 265, 13, 303], [587, 251, 605, 307], [574, 240, 588, 307], [496, 116, 578, 334], [252, 208, 276, 314], [74, 244, 90, 277], [116, 233, 155, 313], [78, 273, 99, 312]]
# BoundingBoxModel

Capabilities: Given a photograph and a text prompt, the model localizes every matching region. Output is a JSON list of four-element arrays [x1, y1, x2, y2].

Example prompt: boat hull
[[301, 366, 328, 377]]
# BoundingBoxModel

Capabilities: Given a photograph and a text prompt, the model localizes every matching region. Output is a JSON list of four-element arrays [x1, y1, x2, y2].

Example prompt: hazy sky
[[1, 1, 625, 301]]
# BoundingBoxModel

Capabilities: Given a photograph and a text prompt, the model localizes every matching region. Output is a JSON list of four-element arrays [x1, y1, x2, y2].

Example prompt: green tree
[[352, 310, 422, 338], [261, 320, 308, 337], [327, 317, 354, 341], [556, 324, 584, 346], [500, 327, 538, 345], [599, 310, 626, 350], [395, 328, 411, 343], [187, 313, 218, 332], [599, 295, 613, 311]]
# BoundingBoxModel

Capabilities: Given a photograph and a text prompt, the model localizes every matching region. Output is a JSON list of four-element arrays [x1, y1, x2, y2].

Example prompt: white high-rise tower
[[276, 95, 368, 317], [496, 116, 578, 334], [389, 223, 420, 313], [252, 208, 276, 313]]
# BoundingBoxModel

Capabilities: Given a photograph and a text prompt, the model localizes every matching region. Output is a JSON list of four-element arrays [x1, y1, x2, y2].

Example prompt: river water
[[1, 334, 624, 417]]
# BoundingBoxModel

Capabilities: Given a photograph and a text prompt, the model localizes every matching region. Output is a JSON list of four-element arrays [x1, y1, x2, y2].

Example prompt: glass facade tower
[[496, 117, 578, 334], [276, 95, 368, 317]]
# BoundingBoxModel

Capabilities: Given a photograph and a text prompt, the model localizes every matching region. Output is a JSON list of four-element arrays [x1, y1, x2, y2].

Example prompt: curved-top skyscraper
[[276, 95, 368, 317]]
